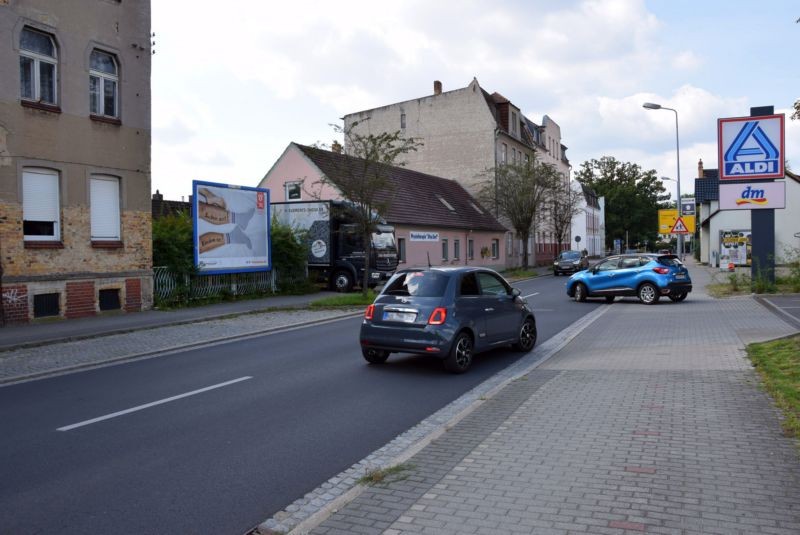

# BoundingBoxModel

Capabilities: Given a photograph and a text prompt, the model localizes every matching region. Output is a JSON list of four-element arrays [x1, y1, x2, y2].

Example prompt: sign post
[[718, 107, 784, 284]]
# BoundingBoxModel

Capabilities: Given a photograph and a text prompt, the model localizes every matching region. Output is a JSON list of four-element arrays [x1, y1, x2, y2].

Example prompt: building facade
[[343, 78, 571, 267], [260, 143, 509, 270], [0, 1, 152, 324], [569, 182, 605, 258]]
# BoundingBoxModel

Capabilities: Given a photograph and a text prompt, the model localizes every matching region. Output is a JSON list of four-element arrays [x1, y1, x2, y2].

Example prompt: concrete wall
[[0, 0, 152, 323]]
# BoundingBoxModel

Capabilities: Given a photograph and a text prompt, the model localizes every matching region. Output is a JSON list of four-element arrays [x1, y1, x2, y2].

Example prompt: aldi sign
[[718, 114, 784, 180]]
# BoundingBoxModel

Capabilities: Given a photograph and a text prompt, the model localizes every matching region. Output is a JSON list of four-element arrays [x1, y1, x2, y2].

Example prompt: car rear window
[[657, 255, 682, 267], [384, 271, 450, 297]]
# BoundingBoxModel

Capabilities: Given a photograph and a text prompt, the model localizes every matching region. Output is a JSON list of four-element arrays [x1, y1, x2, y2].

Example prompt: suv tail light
[[653, 267, 670, 274], [428, 307, 447, 325], [364, 304, 375, 320]]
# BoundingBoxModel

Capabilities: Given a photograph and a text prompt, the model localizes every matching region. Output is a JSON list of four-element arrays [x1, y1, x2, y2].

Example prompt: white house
[[569, 182, 605, 257], [695, 160, 800, 267]]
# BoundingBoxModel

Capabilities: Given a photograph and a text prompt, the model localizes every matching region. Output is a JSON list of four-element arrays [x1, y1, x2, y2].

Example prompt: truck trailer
[[271, 201, 398, 292]]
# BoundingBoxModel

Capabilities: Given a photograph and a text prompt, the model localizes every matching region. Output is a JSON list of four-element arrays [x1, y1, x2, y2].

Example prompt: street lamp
[[643, 102, 683, 259]]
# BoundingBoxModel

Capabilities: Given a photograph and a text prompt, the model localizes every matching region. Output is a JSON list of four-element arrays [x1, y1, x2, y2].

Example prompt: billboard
[[720, 230, 751, 266], [718, 114, 784, 180], [192, 181, 271, 274]]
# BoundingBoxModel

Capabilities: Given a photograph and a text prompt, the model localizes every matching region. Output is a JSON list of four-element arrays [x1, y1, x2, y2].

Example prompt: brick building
[[343, 78, 572, 267], [0, 1, 152, 324]]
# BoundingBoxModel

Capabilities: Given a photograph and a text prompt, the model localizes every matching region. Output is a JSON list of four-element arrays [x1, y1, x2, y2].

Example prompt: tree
[[574, 157, 668, 251], [551, 181, 585, 251], [316, 119, 422, 296], [792, 98, 799, 121], [476, 154, 562, 269]]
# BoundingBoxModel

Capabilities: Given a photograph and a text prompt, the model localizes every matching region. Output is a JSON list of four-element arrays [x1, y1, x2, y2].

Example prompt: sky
[[151, 0, 799, 204]]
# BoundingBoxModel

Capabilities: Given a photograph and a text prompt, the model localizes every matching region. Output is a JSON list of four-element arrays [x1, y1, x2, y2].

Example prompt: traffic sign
[[718, 114, 785, 180], [670, 217, 690, 234], [658, 209, 695, 234]]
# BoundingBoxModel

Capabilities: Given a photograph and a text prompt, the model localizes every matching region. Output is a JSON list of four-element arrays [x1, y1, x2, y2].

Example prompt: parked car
[[359, 267, 537, 373], [553, 250, 589, 276], [565, 254, 692, 305]]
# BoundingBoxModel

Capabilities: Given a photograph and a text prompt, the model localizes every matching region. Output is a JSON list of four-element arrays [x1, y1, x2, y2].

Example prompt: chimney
[[331, 140, 343, 154], [433, 80, 442, 96], [697, 158, 704, 178], [152, 189, 163, 201]]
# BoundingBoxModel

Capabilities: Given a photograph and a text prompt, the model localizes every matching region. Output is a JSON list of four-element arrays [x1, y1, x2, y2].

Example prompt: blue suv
[[566, 254, 692, 305]]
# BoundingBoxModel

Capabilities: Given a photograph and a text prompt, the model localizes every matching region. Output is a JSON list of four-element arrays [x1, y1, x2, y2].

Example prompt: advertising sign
[[719, 230, 751, 266], [658, 209, 695, 234], [192, 180, 271, 274], [718, 114, 785, 180], [271, 202, 331, 266], [409, 231, 440, 242], [719, 181, 786, 211]]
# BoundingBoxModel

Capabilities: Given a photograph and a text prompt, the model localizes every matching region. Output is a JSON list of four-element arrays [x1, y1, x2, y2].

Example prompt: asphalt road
[[0, 275, 601, 535]]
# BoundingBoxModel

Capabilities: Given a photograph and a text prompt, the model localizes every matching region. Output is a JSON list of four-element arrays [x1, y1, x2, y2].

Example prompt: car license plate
[[675, 273, 685, 279], [383, 311, 416, 322], [371, 272, 381, 279]]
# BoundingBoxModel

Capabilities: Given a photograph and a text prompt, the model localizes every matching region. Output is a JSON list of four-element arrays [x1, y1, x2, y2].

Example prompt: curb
[[755, 295, 800, 331]]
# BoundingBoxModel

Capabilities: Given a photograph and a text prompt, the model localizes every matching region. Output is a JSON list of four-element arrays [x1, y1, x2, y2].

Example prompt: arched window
[[20, 27, 57, 105], [90, 49, 118, 118]]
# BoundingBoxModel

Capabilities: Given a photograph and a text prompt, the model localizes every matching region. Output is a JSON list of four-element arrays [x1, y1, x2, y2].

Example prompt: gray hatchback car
[[359, 267, 537, 373]]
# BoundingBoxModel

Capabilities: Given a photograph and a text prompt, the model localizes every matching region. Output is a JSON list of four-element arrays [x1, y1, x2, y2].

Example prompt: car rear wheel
[[638, 282, 660, 305], [668, 292, 688, 302], [574, 282, 587, 302], [444, 332, 473, 374], [362, 347, 389, 364], [605, 296, 615, 303], [512, 317, 537, 353]]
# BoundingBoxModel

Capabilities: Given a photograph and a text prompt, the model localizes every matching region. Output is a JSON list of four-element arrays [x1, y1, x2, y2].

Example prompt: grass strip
[[747, 334, 800, 442]]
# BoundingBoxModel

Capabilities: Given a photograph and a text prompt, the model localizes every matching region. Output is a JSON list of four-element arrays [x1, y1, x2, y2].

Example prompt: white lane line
[[523, 292, 540, 299], [57, 376, 252, 432]]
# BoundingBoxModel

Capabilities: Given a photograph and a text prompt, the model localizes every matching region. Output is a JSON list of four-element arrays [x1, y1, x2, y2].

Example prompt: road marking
[[523, 292, 540, 299], [57, 376, 252, 431]]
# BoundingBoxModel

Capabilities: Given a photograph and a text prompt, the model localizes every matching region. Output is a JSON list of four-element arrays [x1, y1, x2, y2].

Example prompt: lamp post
[[643, 102, 683, 259]]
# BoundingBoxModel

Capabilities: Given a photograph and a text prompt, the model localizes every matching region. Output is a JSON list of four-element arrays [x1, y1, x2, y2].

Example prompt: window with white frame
[[89, 49, 118, 118], [468, 239, 474, 260], [397, 237, 406, 263], [285, 181, 302, 200], [400, 112, 406, 129], [453, 239, 460, 260], [500, 143, 507, 164], [492, 238, 500, 259], [90, 175, 121, 240], [22, 168, 60, 241], [512, 148, 516, 164], [19, 27, 57, 105], [511, 111, 518, 136], [441, 238, 448, 261]]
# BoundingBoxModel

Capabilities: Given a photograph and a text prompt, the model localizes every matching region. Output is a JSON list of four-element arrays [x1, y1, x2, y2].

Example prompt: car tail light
[[653, 267, 670, 274], [364, 304, 375, 320], [428, 307, 447, 325]]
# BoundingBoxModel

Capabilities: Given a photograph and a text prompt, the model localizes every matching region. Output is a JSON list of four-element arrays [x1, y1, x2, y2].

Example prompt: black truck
[[271, 201, 399, 292]]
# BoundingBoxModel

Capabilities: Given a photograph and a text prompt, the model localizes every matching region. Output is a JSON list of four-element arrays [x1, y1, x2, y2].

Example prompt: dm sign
[[718, 114, 784, 180], [719, 181, 786, 211]]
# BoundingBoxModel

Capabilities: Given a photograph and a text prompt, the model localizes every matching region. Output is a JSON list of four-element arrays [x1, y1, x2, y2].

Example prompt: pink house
[[260, 143, 509, 270]]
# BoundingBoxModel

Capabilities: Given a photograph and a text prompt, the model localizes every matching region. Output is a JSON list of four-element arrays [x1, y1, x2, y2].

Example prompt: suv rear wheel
[[638, 282, 660, 305]]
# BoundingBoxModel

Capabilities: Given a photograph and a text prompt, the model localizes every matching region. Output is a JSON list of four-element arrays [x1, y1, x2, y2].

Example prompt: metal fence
[[153, 267, 305, 302]]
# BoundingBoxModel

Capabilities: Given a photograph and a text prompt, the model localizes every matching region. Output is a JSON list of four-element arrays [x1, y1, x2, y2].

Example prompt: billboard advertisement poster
[[719, 181, 786, 210], [719, 230, 751, 266], [192, 180, 271, 274]]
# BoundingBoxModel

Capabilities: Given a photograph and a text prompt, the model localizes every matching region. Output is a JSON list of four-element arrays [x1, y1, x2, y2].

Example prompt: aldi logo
[[718, 114, 784, 180]]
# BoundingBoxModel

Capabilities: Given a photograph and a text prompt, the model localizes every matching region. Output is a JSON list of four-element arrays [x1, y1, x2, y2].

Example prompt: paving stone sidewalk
[[297, 258, 800, 535]]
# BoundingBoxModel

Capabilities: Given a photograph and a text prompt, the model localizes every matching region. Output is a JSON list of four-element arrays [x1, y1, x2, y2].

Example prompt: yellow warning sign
[[658, 209, 695, 234]]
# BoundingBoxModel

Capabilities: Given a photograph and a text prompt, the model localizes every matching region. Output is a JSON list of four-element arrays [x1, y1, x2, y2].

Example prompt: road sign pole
[[749, 106, 775, 284]]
